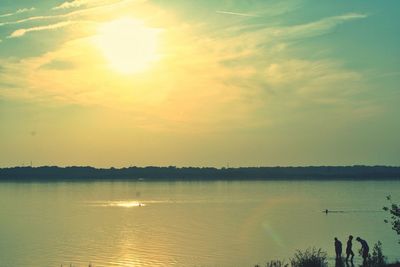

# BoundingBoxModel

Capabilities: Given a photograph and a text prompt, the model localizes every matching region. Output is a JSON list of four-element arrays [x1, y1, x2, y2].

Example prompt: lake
[[0, 180, 399, 267]]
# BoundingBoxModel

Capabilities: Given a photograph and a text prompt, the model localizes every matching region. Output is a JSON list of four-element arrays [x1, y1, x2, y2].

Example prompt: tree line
[[0, 165, 399, 181]]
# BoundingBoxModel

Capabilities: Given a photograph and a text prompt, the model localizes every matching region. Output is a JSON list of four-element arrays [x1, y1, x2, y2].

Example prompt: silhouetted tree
[[383, 195, 400, 243]]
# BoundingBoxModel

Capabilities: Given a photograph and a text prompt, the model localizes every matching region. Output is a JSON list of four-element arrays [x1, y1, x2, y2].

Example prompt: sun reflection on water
[[88, 200, 146, 208], [109, 201, 146, 208]]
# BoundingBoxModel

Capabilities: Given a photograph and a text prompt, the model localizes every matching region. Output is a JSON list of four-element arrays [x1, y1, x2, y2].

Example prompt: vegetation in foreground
[[255, 247, 327, 267], [290, 248, 328, 267], [383, 195, 400, 243], [255, 242, 399, 267]]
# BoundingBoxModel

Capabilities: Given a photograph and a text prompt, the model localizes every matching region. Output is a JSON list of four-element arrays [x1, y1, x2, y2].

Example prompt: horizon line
[[1, 165, 400, 169]]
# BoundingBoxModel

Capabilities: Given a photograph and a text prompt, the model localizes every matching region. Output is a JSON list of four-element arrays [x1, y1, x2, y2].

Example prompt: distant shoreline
[[0, 166, 399, 181]]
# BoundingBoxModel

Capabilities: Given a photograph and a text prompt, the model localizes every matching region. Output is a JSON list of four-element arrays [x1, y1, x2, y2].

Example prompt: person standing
[[334, 237, 343, 259], [345, 235, 354, 262], [356, 237, 369, 264]]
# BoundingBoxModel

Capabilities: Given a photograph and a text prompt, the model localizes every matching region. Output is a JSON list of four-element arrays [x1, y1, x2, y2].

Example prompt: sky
[[0, 0, 399, 167]]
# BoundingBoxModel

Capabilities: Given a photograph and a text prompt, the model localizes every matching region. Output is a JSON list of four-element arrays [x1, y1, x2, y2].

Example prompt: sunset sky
[[0, 0, 399, 167]]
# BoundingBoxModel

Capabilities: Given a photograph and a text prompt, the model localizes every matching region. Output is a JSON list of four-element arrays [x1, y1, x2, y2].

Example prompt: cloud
[[39, 60, 75, 70], [0, 23, 260, 132], [0, 7, 35, 18], [216, 11, 259, 17], [271, 13, 368, 39], [52, 0, 140, 10], [8, 21, 75, 38], [0, 2, 374, 132], [0, 15, 59, 27], [225, 13, 367, 44], [0, 0, 137, 27], [53, 0, 94, 10], [215, 12, 368, 60], [264, 59, 361, 101], [17, 7, 36, 13]]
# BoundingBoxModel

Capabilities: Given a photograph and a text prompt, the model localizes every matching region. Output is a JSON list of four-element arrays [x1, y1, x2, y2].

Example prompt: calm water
[[0, 180, 399, 267]]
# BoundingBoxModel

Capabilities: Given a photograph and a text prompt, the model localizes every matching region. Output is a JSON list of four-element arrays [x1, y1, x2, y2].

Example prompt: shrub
[[367, 241, 386, 267], [290, 248, 327, 267], [255, 260, 288, 267]]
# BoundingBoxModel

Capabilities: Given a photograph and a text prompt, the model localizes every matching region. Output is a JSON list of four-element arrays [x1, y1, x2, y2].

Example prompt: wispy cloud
[[53, 0, 140, 10], [216, 10, 259, 17], [8, 21, 75, 38], [0, 15, 59, 27], [0, 7, 35, 18], [222, 12, 368, 47], [0, 0, 136, 27], [53, 0, 104, 10], [271, 13, 368, 39], [0, 7, 94, 27]]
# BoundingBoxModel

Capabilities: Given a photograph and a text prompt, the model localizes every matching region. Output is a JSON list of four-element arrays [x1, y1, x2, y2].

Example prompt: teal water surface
[[0, 180, 399, 267]]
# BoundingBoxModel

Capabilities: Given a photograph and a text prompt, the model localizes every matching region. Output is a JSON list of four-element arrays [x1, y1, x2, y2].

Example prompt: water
[[0, 180, 399, 267]]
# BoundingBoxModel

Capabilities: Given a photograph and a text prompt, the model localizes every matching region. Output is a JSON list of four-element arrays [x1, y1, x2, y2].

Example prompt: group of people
[[334, 235, 369, 264]]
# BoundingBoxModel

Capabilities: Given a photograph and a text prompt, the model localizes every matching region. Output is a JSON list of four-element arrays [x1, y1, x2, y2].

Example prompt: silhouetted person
[[344, 259, 354, 267], [345, 235, 354, 262], [334, 237, 343, 259], [335, 257, 344, 267], [356, 237, 369, 264]]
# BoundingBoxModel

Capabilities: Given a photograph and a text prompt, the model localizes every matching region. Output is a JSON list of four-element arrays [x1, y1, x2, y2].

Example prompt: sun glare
[[94, 18, 161, 74], [112, 201, 145, 208]]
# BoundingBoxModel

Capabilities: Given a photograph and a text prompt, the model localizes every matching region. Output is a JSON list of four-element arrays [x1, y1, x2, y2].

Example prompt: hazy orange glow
[[1, 0, 398, 167]]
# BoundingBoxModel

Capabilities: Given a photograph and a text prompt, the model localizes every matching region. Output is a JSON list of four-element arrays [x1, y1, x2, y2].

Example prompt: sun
[[94, 18, 161, 74]]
